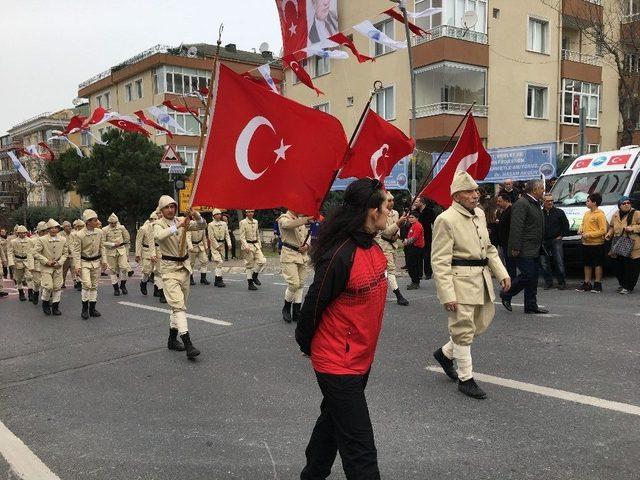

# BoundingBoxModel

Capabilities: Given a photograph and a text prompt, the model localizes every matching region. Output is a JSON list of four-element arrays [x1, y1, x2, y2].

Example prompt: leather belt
[[215, 238, 225, 242], [451, 258, 488, 267], [162, 254, 189, 262], [192, 240, 202, 244], [380, 236, 396, 245], [14, 254, 27, 260], [282, 241, 301, 252], [142, 243, 150, 248], [246, 240, 258, 244], [81, 254, 101, 261]]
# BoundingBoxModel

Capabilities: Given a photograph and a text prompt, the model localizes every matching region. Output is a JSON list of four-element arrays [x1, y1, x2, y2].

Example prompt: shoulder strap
[[627, 209, 635, 227]]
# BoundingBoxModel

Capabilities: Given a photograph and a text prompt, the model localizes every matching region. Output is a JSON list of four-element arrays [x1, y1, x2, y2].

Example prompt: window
[[135, 79, 143, 99], [624, 53, 640, 73], [313, 103, 330, 113], [80, 131, 91, 147], [314, 55, 330, 77], [373, 20, 394, 57], [164, 109, 204, 136], [175, 146, 198, 167], [415, 61, 487, 111], [624, 0, 640, 17], [372, 86, 395, 120], [528, 17, 549, 54], [125, 83, 133, 102], [160, 66, 211, 94], [96, 91, 111, 109], [444, 0, 488, 33], [562, 79, 600, 126], [526, 85, 548, 119], [562, 143, 600, 163], [552, 170, 631, 208], [415, 0, 442, 30]]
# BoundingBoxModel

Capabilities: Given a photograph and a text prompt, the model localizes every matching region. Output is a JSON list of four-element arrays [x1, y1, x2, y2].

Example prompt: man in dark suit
[[496, 192, 514, 277], [415, 197, 440, 280]]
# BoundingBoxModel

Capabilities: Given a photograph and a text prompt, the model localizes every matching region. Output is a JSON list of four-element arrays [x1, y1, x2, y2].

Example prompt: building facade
[[0, 134, 24, 212]]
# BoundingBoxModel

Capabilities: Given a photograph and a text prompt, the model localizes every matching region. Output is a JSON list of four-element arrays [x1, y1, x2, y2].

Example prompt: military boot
[[18, 289, 26, 301], [158, 289, 167, 304], [42, 300, 51, 316], [120, 280, 128, 295], [153, 285, 160, 297], [140, 281, 148, 295], [190, 275, 196, 286], [214, 276, 226, 288], [458, 378, 487, 399], [292, 303, 302, 322], [81, 301, 89, 320], [89, 302, 101, 317], [51, 302, 62, 316], [200, 273, 210, 285], [180, 332, 200, 359], [394, 289, 409, 306], [31, 291, 39, 305], [282, 300, 292, 323], [248, 279, 258, 291], [433, 348, 458, 381], [167, 328, 186, 351], [251, 272, 261, 286], [113, 283, 121, 296]]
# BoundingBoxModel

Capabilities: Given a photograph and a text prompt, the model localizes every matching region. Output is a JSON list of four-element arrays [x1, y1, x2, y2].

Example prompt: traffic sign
[[160, 145, 184, 169]]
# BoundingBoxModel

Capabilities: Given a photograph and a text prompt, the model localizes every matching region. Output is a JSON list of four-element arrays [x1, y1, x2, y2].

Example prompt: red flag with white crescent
[[282, 54, 323, 96], [329, 33, 374, 63], [276, 0, 309, 58], [134, 110, 174, 138], [63, 115, 88, 135], [162, 100, 198, 116], [107, 118, 151, 137]]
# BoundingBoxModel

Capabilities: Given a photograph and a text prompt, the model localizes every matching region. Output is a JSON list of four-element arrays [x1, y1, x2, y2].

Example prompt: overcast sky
[[0, 0, 283, 135]]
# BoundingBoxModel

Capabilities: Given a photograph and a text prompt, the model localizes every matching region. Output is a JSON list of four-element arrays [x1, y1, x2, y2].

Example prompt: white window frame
[[162, 66, 210, 94], [313, 55, 331, 77], [527, 15, 550, 55], [444, 0, 488, 33], [313, 102, 330, 113], [96, 90, 111, 109], [525, 83, 549, 120], [372, 85, 396, 121], [372, 19, 395, 57], [124, 83, 133, 102], [135, 79, 143, 99], [561, 79, 600, 127]]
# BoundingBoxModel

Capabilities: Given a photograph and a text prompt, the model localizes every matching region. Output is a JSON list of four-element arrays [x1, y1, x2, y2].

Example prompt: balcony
[[413, 103, 488, 142], [412, 25, 488, 47], [416, 103, 488, 118], [562, 0, 603, 24], [561, 50, 602, 84], [561, 49, 602, 67]]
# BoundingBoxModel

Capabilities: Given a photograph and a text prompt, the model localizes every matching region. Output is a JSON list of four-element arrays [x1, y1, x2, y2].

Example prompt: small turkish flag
[[383, 8, 429, 37], [191, 64, 347, 216], [329, 33, 374, 63], [419, 114, 491, 208], [339, 108, 415, 182], [573, 158, 592, 169], [282, 54, 324, 96], [162, 100, 198, 116], [134, 110, 174, 138], [63, 115, 87, 135], [83, 107, 118, 128], [608, 154, 631, 166], [37, 142, 55, 161], [108, 118, 151, 137]]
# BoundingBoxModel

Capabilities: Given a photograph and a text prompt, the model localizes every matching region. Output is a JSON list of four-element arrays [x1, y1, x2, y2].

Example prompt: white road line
[[118, 301, 232, 326], [494, 302, 546, 308], [426, 367, 640, 416], [0, 420, 61, 479]]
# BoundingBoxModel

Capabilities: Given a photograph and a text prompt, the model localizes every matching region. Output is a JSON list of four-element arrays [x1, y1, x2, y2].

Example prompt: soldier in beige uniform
[[58, 221, 75, 289], [0, 228, 7, 298], [7, 226, 31, 301], [33, 219, 68, 315], [188, 225, 210, 286], [71, 220, 85, 290], [207, 209, 232, 288], [375, 192, 410, 306], [153, 195, 206, 359], [27, 221, 48, 305], [135, 211, 159, 296], [239, 210, 266, 291], [431, 171, 511, 399], [277, 210, 311, 323], [72, 209, 108, 320], [103, 213, 131, 296]]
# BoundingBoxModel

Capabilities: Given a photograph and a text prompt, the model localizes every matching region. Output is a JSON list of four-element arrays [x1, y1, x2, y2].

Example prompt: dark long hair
[[311, 178, 387, 264]]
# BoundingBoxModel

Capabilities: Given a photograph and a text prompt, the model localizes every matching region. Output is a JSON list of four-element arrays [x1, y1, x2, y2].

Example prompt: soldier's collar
[[452, 201, 476, 218]]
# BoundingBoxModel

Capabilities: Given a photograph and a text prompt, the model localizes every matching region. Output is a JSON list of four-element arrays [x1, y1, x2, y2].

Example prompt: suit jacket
[[32, 234, 68, 274], [431, 202, 508, 306], [277, 211, 310, 264], [508, 194, 544, 257]]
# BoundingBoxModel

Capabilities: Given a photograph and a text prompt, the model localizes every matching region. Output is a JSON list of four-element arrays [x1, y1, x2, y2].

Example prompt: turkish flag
[[383, 8, 429, 37], [108, 118, 151, 137], [37, 142, 55, 161], [282, 54, 324, 95], [329, 33, 374, 63], [276, 0, 309, 58], [162, 100, 198, 116], [608, 154, 631, 166], [241, 73, 281, 92], [191, 64, 347, 216], [63, 115, 87, 135], [419, 114, 491, 208], [134, 110, 174, 138], [339, 108, 415, 182], [83, 107, 118, 128], [573, 158, 592, 169]]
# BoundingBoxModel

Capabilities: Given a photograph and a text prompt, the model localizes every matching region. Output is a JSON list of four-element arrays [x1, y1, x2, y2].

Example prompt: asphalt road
[[0, 270, 639, 479]]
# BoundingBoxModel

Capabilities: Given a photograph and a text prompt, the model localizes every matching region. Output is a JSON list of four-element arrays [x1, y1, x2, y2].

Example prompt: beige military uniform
[[239, 218, 266, 279], [7, 234, 32, 290], [375, 208, 402, 291], [103, 219, 131, 284], [207, 219, 231, 277], [154, 213, 206, 334], [135, 219, 158, 282], [27, 229, 46, 294], [188, 228, 209, 274], [432, 186, 509, 382], [0, 235, 7, 270], [59, 229, 76, 285], [72, 227, 107, 302], [33, 232, 68, 303], [278, 211, 310, 304]]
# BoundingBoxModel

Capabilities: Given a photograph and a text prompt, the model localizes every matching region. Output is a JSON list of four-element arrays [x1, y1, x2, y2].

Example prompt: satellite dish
[[462, 10, 478, 29], [187, 46, 198, 58], [259, 42, 270, 53]]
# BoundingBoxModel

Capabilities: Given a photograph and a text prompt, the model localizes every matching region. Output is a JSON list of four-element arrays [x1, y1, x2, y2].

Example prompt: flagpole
[[178, 23, 224, 257]]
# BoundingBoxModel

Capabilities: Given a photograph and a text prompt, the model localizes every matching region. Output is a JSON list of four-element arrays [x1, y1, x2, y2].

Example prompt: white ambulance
[[550, 146, 640, 259]]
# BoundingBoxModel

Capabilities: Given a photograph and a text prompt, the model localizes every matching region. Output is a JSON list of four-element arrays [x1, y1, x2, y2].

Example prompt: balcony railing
[[412, 25, 488, 47], [585, 0, 602, 5], [561, 49, 602, 67], [623, 12, 640, 23], [416, 103, 488, 118]]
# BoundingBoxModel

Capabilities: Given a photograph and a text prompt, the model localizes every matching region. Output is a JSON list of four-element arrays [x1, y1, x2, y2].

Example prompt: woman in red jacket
[[296, 178, 390, 480]]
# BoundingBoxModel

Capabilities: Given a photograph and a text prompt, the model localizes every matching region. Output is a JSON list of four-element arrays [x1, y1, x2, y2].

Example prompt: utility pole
[[578, 105, 586, 156]]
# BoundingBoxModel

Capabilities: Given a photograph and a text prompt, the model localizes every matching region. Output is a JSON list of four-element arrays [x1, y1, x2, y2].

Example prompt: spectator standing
[[540, 194, 569, 290], [605, 195, 640, 294], [576, 193, 607, 293], [501, 178, 520, 204], [404, 211, 425, 289], [500, 179, 548, 314], [416, 197, 439, 280], [496, 192, 513, 273]]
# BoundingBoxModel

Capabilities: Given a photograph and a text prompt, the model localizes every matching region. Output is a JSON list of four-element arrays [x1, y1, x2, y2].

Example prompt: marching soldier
[[207, 209, 232, 288], [376, 192, 410, 306], [71, 220, 85, 290], [7, 226, 32, 301], [277, 209, 310, 323], [58, 221, 75, 288], [0, 227, 8, 279], [32, 219, 67, 315], [27, 221, 48, 305], [72, 209, 108, 320], [135, 211, 159, 295], [188, 222, 210, 286], [239, 210, 266, 291], [153, 195, 206, 359], [103, 213, 131, 296], [431, 171, 510, 399]]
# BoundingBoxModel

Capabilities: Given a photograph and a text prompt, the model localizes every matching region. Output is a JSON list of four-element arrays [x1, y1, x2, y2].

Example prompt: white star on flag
[[274, 139, 291, 162], [288, 22, 297, 36]]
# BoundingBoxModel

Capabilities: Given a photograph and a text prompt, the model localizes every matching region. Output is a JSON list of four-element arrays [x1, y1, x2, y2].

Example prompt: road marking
[[494, 302, 546, 308], [118, 301, 232, 326], [426, 367, 640, 416], [0, 420, 61, 479]]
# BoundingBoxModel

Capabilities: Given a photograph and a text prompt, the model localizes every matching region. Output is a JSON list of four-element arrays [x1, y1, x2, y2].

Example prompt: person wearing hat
[[72, 209, 108, 319], [188, 219, 210, 286], [103, 213, 131, 296], [0, 227, 8, 280], [431, 171, 510, 399], [135, 211, 160, 296], [277, 209, 311, 323], [153, 195, 206, 359], [239, 209, 266, 291], [32, 219, 67, 315], [605, 195, 640, 294], [7, 226, 32, 301], [207, 209, 232, 288], [27, 221, 48, 305], [58, 221, 75, 289], [375, 191, 410, 306], [70, 220, 85, 290]]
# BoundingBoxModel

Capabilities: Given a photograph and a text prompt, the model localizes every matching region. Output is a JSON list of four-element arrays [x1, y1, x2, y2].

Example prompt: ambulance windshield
[[550, 171, 632, 206]]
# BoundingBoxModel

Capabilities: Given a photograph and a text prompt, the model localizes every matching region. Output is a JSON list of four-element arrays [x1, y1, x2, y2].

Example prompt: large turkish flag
[[191, 64, 348, 216]]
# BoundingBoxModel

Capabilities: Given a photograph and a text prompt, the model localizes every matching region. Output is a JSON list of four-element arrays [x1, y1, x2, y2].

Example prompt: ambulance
[[549, 145, 640, 260]]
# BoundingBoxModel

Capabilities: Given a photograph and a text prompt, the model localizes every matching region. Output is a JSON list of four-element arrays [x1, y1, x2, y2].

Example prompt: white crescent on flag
[[235, 117, 273, 180], [455, 152, 479, 173], [370, 144, 389, 180]]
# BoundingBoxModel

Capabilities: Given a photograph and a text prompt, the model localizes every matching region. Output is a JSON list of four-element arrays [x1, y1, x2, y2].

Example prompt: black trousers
[[503, 256, 539, 310], [301, 371, 380, 480], [614, 256, 640, 291], [423, 242, 432, 277], [406, 246, 424, 284]]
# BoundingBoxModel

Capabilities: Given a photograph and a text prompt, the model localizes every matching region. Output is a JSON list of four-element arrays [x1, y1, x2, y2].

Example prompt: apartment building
[[283, 0, 622, 181], [0, 134, 23, 212], [77, 43, 283, 169]]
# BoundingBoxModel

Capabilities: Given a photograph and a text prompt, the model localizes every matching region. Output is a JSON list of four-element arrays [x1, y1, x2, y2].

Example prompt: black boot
[[248, 279, 258, 291], [458, 378, 487, 399], [433, 348, 458, 381], [81, 301, 89, 320], [292, 303, 301, 322], [32, 291, 39, 305], [128, 270, 134, 277], [28, 288, 33, 302], [180, 332, 200, 359], [120, 280, 128, 295], [167, 328, 186, 351], [42, 300, 51, 316], [149, 272, 155, 284], [159, 289, 167, 303], [89, 302, 101, 317], [18, 289, 26, 301], [252, 272, 261, 286], [140, 281, 148, 295], [393, 288, 409, 306], [214, 276, 226, 288], [153, 285, 160, 297], [190, 274, 196, 286], [51, 302, 62, 316], [282, 300, 292, 323], [74, 281, 82, 291], [113, 283, 120, 296], [200, 273, 210, 285]]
